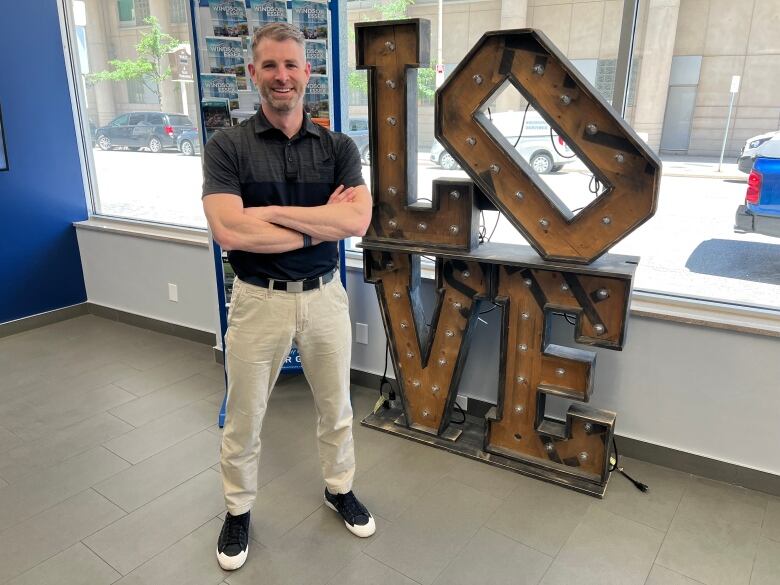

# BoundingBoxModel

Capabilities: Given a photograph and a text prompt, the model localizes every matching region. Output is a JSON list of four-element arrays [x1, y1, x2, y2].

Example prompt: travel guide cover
[[205, 37, 247, 90], [305, 41, 327, 75], [250, 0, 288, 28], [201, 73, 240, 110], [304, 75, 329, 128], [208, 0, 248, 37], [291, 1, 327, 42]]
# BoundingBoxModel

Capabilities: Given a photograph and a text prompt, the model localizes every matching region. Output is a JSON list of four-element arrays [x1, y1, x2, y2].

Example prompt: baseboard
[[0, 303, 90, 338], [87, 304, 215, 345], [1, 302, 215, 346], [349, 369, 780, 497]]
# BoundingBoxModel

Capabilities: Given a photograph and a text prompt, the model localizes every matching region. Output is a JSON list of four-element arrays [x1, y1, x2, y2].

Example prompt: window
[[168, 114, 192, 126], [117, 0, 134, 23], [344, 0, 780, 313], [118, 0, 150, 26], [65, 0, 203, 228], [169, 0, 188, 24], [126, 78, 158, 104]]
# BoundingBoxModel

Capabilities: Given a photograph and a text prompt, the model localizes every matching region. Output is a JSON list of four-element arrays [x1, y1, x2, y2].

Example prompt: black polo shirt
[[202, 109, 365, 281]]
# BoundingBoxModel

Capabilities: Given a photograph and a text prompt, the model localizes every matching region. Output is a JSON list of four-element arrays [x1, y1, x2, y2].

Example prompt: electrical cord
[[551, 311, 577, 326], [589, 175, 601, 195], [478, 211, 487, 243], [609, 436, 649, 492], [378, 341, 396, 406], [451, 400, 467, 424], [513, 102, 532, 148], [549, 128, 577, 159], [486, 212, 501, 242]]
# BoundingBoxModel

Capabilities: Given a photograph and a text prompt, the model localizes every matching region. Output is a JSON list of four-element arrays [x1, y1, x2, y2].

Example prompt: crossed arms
[[203, 184, 372, 254]]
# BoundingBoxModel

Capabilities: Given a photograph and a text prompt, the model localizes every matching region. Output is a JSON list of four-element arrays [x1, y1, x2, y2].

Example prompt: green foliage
[[416, 65, 436, 100], [348, 70, 368, 95], [349, 0, 438, 103], [87, 16, 182, 102], [376, 0, 415, 20]]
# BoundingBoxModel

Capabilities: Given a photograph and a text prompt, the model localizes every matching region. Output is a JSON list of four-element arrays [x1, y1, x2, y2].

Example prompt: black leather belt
[[242, 269, 336, 292]]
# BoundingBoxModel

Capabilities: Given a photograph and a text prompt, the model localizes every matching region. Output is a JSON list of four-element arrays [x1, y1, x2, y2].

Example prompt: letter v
[[365, 250, 491, 435]]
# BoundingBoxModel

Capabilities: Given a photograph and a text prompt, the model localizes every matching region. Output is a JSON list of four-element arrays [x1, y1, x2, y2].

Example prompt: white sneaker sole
[[216, 545, 248, 571], [324, 499, 376, 537]]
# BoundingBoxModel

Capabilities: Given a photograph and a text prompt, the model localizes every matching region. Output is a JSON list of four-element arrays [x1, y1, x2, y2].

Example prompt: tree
[[348, 0, 437, 103], [87, 16, 182, 104]]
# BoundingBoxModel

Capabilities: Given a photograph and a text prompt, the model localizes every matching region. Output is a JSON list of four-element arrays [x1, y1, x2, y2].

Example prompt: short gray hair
[[251, 22, 305, 58]]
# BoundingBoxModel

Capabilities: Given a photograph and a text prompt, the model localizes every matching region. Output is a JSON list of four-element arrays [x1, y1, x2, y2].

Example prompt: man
[[202, 22, 374, 571]]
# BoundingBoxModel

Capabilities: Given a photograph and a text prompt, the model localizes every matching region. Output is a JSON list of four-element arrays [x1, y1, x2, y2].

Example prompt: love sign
[[356, 19, 660, 496]]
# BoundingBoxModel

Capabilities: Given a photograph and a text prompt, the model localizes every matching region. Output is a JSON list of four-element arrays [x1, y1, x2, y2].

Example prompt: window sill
[[344, 250, 780, 338], [74, 217, 209, 248]]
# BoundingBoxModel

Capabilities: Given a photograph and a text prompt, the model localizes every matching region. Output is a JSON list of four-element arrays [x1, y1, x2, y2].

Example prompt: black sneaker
[[216, 511, 250, 570], [324, 490, 376, 537]]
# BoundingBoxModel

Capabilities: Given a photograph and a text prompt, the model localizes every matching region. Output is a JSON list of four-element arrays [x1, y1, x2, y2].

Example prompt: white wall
[[345, 267, 780, 477], [76, 228, 221, 336], [74, 234, 780, 477]]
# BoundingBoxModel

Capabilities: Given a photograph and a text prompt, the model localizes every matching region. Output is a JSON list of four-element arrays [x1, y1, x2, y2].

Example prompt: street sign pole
[[718, 75, 740, 172]]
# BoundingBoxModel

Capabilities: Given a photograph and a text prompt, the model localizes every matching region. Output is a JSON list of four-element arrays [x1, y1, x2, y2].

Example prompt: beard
[[259, 82, 304, 112]]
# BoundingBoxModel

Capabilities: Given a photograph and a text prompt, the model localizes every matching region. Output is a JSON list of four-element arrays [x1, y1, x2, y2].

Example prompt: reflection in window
[[68, 0, 203, 227], [126, 78, 158, 104], [169, 0, 188, 24], [118, 0, 150, 26], [344, 0, 780, 312]]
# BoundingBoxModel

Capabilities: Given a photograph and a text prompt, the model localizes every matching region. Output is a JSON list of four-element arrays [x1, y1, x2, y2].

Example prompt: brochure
[[201, 74, 240, 111], [205, 37, 247, 90], [291, 1, 327, 42], [208, 0, 249, 37], [304, 75, 329, 128], [305, 41, 327, 75]]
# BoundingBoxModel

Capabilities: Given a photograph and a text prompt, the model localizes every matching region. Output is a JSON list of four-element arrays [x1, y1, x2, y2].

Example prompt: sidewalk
[[415, 151, 746, 181], [658, 155, 744, 180], [562, 155, 745, 181]]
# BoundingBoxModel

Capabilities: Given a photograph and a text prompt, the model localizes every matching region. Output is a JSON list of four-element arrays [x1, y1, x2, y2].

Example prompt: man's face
[[249, 38, 311, 113]]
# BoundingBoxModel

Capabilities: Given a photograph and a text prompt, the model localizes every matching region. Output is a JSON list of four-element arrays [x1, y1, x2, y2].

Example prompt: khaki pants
[[221, 276, 355, 516]]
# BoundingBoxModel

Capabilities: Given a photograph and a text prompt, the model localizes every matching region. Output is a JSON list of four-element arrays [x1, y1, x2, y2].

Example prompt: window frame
[[57, 0, 780, 330], [58, 0, 207, 232], [343, 0, 780, 329]]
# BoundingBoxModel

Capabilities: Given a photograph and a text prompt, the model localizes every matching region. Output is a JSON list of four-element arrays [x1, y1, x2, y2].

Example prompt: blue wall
[[0, 0, 89, 323]]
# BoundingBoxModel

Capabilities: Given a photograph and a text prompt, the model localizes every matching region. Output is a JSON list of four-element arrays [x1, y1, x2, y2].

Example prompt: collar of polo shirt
[[252, 108, 323, 139]]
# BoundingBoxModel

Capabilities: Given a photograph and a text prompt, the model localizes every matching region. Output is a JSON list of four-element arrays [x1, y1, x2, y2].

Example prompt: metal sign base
[[362, 407, 609, 498]]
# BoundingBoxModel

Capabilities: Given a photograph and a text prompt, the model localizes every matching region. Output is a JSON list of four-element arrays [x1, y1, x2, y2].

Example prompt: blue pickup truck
[[734, 136, 780, 238]]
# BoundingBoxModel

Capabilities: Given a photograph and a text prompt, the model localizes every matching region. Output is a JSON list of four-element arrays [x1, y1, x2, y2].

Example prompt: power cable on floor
[[609, 436, 649, 493]]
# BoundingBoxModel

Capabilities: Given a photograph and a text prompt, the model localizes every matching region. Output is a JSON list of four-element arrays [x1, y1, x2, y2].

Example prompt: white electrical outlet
[[355, 323, 369, 344], [168, 283, 178, 302], [455, 395, 468, 412]]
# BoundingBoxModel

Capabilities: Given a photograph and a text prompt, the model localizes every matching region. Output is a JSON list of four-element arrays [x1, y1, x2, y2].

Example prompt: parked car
[[346, 117, 370, 165], [737, 130, 780, 174], [734, 135, 780, 238], [430, 110, 574, 173], [95, 112, 194, 153], [430, 134, 573, 174], [177, 128, 201, 156]]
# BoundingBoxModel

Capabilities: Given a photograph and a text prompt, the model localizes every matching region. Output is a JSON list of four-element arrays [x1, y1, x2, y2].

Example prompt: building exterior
[[78, 0, 780, 157], [347, 0, 780, 156]]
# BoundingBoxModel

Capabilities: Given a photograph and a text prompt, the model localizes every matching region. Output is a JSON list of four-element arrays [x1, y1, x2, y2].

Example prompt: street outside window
[[345, 0, 780, 312]]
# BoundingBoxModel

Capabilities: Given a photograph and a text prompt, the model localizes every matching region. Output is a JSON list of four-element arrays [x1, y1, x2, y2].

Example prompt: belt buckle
[[286, 280, 304, 293]]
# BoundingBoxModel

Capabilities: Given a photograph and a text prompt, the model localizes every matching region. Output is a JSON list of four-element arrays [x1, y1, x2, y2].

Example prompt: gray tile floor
[[0, 315, 778, 585]]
